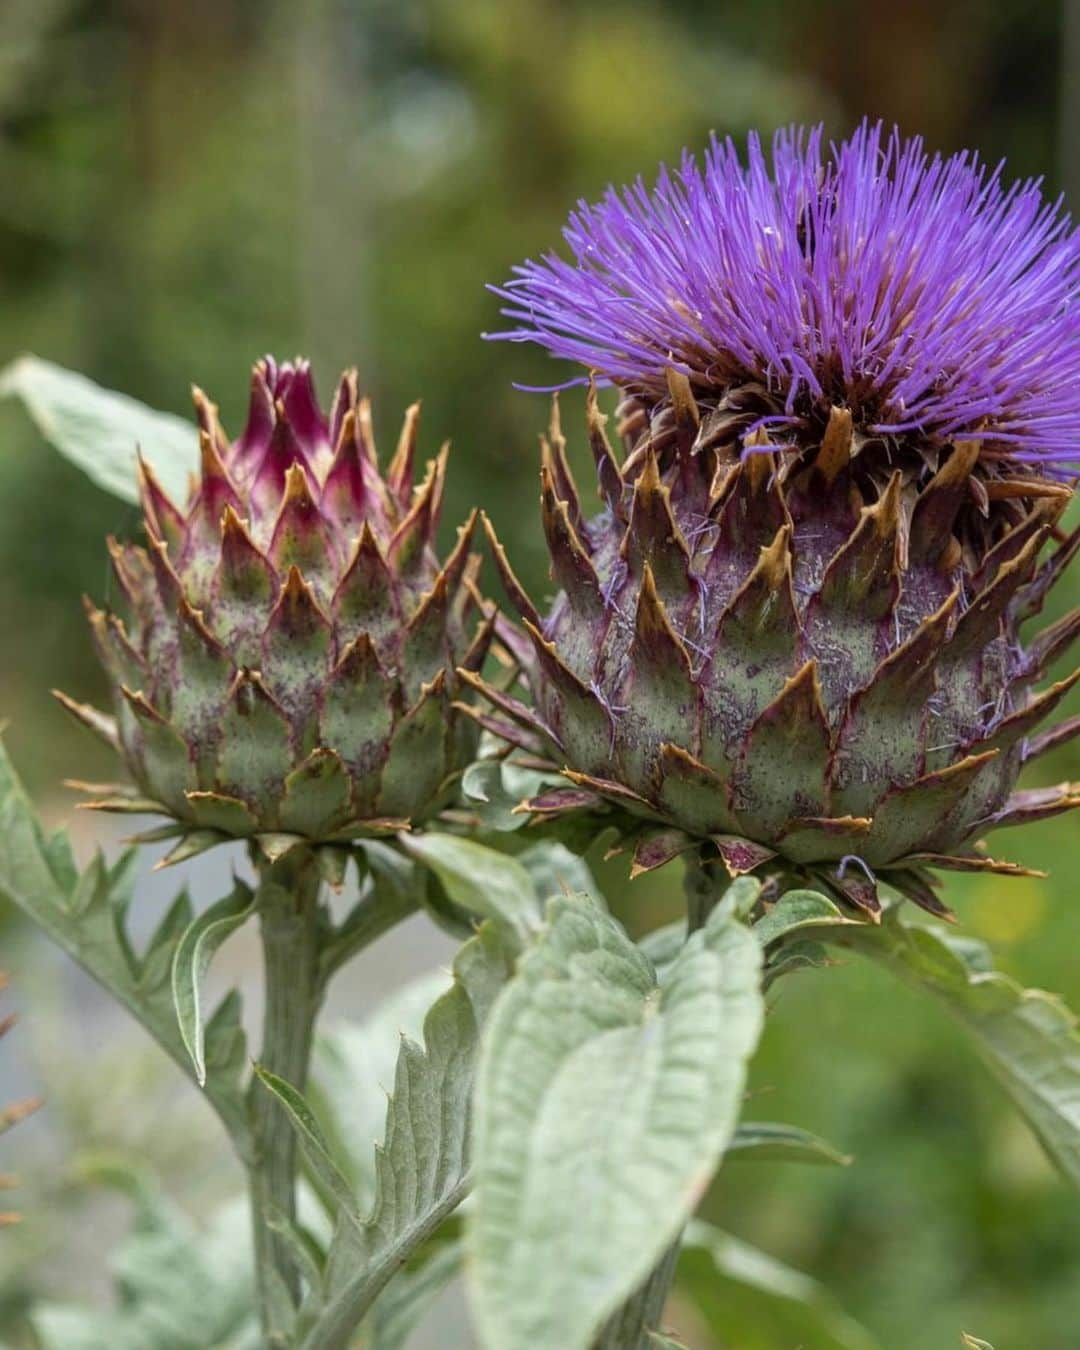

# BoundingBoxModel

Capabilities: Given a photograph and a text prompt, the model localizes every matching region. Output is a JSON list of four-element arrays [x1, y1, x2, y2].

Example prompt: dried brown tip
[[388, 401, 422, 504], [665, 365, 701, 431], [815, 406, 853, 484]]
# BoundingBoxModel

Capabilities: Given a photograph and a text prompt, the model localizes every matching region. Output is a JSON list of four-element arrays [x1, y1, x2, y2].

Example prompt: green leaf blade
[[402, 833, 542, 947], [754, 888, 852, 948], [468, 892, 764, 1350], [171, 883, 254, 1085], [728, 1121, 852, 1167], [832, 914, 1080, 1189], [297, 920, 513, 1350], [679, 1220, 880, 1350], [253, 1066, 359, 1220], [0, 734, 251, 1153], [0, 354, 198, 503]]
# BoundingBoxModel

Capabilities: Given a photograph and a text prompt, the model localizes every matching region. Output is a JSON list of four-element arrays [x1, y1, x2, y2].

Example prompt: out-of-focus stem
[[593, 1239, 681, 1349], [683, 850, 727, 932]]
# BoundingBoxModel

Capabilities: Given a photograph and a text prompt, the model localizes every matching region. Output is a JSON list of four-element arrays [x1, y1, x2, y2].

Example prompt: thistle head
[[478, 125, 1080, 916], [60, 357, 495, 866]]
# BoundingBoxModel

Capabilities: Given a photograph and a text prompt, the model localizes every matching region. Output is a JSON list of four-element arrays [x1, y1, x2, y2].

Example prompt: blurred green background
[[0, 0, 1077, 1346]]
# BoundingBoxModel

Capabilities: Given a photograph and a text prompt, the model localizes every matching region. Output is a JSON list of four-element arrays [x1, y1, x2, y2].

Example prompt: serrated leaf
[[311, 971, 452, 1209], [295, 921, 513, 1350], [0, 735, 250, 1153], [254, 1066, 360, 1220], [402, 833, 542, 948], [516, 839, 598, 903], [468, 890, 764, 1350], [678, 1220, 880, 1350], [138, 889, 195, 994], [172, 883, 254, 1085], [364, 1239, 463, 1350], [30, 1165, 256, 1350], [0, 354, 198, 504], [828, 911, 1080, 1188], [69, 851, 111, 917], [754, 889, 852, 948], [728, 1121, 852, 1167]]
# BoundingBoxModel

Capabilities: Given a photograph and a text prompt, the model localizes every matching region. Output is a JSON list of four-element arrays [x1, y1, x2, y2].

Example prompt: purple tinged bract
[[489, 122, 1080, 473]]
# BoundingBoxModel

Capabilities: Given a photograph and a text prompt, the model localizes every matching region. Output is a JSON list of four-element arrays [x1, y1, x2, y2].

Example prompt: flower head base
[[59, 358, 494, 867], [490, 123, 1080, 486], [472, 391, 1079, 918]]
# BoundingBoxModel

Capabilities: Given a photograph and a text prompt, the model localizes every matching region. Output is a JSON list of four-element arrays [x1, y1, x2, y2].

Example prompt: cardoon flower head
[[59, 357, 494, 870], [475, 125, 1080, 917]]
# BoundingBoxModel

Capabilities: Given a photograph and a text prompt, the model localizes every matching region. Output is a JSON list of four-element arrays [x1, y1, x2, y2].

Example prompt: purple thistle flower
[[488, 122, 1080, 474]]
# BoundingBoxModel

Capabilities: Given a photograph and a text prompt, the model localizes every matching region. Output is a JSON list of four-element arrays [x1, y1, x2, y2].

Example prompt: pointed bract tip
[[815, 406, 853, 482]]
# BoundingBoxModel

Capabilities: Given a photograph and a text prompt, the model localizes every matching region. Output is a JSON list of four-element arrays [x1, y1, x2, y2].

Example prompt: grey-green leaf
[[402, 833, 542, 948], [311, 971, 452, 1210], [172, 883, 254, 1086], [828, 911, 1080, 1188], [295, 921, 513, 1350], [516, 839, 598, 904], [754, 888, 854, 948], [253, 1066, 359, 1220], [364, 1239, 463, 1350], [461, 759, 555, 833], [678, 1220, 880, 1350], [728, 1121, 852, 1167], [468, 891, 764, 1350], [0, 735, 250, 1153], [0, 354, 198, 504], [30, 1166, 256, 1350]]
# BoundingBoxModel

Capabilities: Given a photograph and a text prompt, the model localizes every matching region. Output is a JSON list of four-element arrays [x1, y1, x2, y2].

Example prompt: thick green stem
[[248, 850, 325, 1345], [593, 1240, 681, 1349]]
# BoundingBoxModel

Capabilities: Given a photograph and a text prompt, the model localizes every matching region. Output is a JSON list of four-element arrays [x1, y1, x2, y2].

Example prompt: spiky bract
[[474, 390, 1079, 917], [61, 357, 494, 864]]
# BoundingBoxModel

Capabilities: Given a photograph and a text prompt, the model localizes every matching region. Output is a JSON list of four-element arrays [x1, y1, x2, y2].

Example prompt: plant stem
[[248, 848, 325, 1345], [683, 850, 725, 932], [593, 1240, 681, 1349]]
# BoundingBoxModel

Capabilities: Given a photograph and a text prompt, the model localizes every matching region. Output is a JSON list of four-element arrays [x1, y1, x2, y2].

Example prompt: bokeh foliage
[[0, 1, 1076, 1347]]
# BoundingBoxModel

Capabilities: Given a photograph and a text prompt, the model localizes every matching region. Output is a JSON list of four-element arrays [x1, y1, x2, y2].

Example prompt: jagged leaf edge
[[294, 918, 512, 1349], [0, 735, 250, 1153]]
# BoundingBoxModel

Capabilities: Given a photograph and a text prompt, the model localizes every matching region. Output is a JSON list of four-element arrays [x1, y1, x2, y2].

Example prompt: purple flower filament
[[488, 122, 1080, 474]]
